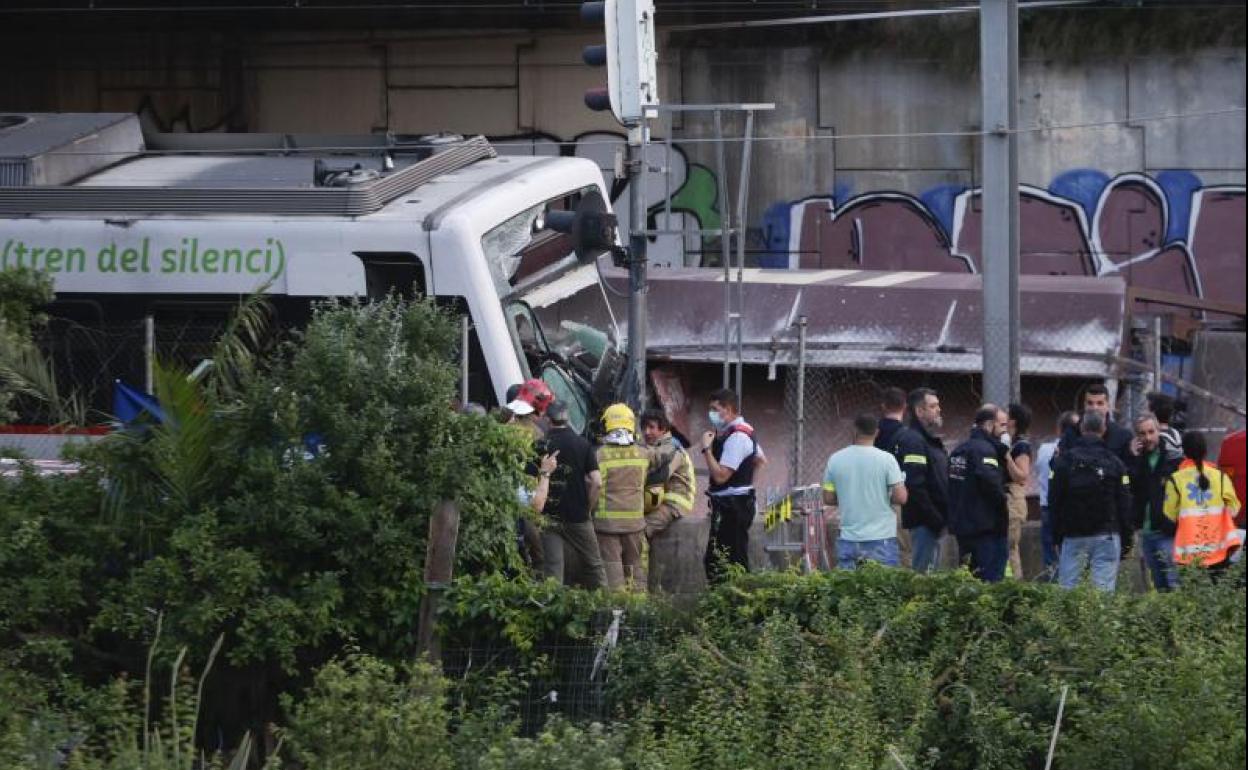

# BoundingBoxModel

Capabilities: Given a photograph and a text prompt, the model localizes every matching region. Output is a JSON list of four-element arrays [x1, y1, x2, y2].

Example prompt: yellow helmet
[[602, 402, 636, 434]]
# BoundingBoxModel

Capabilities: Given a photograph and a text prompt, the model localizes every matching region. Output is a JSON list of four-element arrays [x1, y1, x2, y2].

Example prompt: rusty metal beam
[[1128, 287, 1247, 319]]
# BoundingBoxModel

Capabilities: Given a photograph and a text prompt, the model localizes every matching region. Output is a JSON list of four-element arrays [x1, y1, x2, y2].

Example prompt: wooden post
[[416, 499, 460, 664]]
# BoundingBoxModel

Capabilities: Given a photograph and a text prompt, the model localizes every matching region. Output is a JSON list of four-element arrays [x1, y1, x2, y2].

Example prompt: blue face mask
[[708, 410, 726, 430]]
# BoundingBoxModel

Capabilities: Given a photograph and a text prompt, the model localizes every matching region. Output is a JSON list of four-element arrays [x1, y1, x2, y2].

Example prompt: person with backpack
[[1050, 411, 1133, 592]]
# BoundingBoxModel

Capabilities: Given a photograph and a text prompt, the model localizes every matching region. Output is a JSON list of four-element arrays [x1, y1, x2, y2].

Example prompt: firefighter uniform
[[643, 436, 696, 592], [594, 404, 660, 591]]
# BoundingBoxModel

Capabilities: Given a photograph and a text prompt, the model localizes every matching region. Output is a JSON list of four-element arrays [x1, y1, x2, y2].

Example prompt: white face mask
[[1000, 432, 1012, 447], [708, 410, 726, 430]]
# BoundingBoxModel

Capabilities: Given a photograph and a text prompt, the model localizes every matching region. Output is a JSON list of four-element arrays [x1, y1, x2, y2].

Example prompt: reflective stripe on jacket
[[658, 447, 697, 514], [1164, 460, 1243, 567], [596, 443, 651, 534]]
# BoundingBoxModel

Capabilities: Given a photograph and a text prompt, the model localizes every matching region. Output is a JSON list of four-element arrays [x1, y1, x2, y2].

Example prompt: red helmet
[[517, 378, 555, 415]]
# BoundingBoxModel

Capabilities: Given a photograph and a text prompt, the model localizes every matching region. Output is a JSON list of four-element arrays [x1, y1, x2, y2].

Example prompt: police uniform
[[948, 427, 1009, 582], [891, 419, 950, 573], [704, 418, 761, 582]]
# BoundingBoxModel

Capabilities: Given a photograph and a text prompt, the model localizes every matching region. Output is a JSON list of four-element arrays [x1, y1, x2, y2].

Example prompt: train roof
[[0, 112, 592, 221]]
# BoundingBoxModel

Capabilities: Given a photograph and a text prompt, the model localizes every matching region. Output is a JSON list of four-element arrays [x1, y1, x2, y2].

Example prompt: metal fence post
[[715, 109, 732, 389], [144, 315, 155, 394], [460, 315, 470, 407], [1152, 316, 1164, 394], [793, 315, 808, 490]]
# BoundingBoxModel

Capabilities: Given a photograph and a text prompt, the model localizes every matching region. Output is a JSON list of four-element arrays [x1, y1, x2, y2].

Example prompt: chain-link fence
[[442, 610, 662, 733], [31, 316, 225, 416]]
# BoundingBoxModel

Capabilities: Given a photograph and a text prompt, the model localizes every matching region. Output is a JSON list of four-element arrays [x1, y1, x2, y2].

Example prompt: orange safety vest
[[1163, 460, 1244, 567]]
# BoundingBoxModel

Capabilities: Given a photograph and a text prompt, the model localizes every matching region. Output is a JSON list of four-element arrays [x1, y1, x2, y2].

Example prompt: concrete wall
[[3, 24, 1242, 284]]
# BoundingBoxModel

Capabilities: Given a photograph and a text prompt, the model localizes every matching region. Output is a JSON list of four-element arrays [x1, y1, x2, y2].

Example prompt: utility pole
[[980, 0, 1021, 406], [580, 0, 659, 412], [625, 123, 648, 409]]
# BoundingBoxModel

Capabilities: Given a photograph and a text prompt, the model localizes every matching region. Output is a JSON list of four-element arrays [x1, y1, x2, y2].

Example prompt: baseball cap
[[506, 398, 535, 416], [546, 400, 569, 424]]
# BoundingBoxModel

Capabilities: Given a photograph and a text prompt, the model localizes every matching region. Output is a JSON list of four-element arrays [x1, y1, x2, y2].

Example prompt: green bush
[[1, 295, 535, 750], [282, 653, 452, 770], [613, 565, 1246, 770]]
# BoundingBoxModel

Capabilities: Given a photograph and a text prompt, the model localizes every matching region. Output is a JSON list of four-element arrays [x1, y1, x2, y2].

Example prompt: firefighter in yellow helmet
[[593, 402, 662, 591]]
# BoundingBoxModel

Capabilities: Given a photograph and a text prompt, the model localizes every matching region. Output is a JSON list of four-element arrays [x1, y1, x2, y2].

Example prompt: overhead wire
[[30, 105, 1247, 157]]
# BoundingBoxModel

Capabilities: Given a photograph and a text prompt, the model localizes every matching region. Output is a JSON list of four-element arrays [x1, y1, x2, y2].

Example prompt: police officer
[[890, 387, 950, 573], [1050, 410, 1133, 592], [948, 405, 1010, 582], [594, 403, 659, 591], [700, 388, 765, 582]]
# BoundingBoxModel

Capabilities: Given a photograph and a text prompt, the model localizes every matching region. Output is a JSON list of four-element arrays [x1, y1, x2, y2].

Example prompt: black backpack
[[1064, 450, 1115, 518]]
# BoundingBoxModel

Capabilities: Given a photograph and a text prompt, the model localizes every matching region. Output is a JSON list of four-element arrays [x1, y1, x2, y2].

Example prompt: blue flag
[[113, 380, 165, 424]]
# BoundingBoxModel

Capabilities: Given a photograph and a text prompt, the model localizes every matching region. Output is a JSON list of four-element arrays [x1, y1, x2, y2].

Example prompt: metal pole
[[714, 109, 732, 389], [626, 122, 649, 411], [734, 110, 755, 398], [979, 0, 1021, 406], [144, 315, 155, 393], [460, 315, 470, 406], [1152, 316, 1164, 394], [663, 109, 673, 239], [794, 315, 808, 490]]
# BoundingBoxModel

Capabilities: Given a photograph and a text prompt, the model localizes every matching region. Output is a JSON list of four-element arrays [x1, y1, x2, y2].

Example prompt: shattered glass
[[480, 203, 543, 294]]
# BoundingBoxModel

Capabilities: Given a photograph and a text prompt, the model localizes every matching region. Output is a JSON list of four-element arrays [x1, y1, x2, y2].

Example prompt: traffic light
[[580, 0, 659, 126], [544, 189, 627, 266]]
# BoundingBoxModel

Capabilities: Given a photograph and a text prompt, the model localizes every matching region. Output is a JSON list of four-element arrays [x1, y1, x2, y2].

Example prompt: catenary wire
[[26, 105, 1247, 157]]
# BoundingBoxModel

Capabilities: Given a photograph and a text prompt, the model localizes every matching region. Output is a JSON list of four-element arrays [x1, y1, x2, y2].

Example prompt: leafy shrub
[[614, 564, 1246, 770], [282, 653, 452, 770], [1, 295, 535, 749], [476, 718, 637, 770]]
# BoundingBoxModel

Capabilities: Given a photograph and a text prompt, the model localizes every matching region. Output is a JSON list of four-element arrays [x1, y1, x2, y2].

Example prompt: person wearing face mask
[[947, 405, 1011, 582], [699, 388, 766, 582]]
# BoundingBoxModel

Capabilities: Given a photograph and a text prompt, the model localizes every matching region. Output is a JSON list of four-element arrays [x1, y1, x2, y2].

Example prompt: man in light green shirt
[[823, 413, 908, 569]]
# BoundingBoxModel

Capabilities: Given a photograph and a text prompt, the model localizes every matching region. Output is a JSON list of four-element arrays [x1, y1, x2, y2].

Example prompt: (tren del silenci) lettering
[[0, 237, 287, 277]]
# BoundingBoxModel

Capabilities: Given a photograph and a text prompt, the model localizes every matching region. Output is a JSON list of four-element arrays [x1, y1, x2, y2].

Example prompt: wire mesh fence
[[441, 610, 663, 732], [30, 316, 225, 417]]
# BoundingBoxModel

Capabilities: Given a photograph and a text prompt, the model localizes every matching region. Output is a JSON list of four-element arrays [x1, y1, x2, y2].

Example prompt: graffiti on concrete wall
[[491, 131, 721, 269], [762, 170, 1246, 306]]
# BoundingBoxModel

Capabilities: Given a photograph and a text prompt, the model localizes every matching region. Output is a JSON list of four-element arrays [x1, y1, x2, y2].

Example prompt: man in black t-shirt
[[539, 401, 607, 589]]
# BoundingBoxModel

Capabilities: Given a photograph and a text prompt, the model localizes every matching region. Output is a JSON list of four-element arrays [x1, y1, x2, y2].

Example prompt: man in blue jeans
[[891, 388, 950, 573], [1033, 411, 1076, 579], [823, 413, 909, 569], [1129, 412, 1180, 590], [948, 405, 1011, 582], [1050, 411, 1133, 592]]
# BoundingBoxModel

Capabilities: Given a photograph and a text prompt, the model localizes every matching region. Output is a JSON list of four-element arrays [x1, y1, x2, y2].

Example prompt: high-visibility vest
[[1164, 460, 1244, 567], [596, 443, 650, 533]]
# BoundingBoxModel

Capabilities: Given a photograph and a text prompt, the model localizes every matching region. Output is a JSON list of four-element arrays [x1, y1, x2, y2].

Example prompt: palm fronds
[[206, 285, 274, 400], [0, 329, 86, 425]]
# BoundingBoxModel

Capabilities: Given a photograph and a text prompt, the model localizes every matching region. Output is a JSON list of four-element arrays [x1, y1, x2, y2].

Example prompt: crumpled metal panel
[[528, 266, 1126, 377]]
